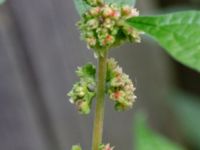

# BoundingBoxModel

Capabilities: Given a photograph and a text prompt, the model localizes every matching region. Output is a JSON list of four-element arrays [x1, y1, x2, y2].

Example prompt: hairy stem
[[92, 52, 108, 150]]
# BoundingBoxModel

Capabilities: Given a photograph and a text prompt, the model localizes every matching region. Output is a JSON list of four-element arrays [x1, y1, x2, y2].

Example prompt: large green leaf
[[169, 90, 200, 149], [74, 0, 136, 16], [127, 11, 200, 72], [134, 112, 185, 150]]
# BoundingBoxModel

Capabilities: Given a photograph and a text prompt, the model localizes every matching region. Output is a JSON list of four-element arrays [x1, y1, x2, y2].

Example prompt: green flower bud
[[86, 37, 97, 47], [76, 100, 90, 114], [89, 7, 101, 16], [75, 86, 84, 96], [103, 18, 115, 28], [111, 27, 119, 36], [85, 31, 95, 37], [121, 5, 132, 16], [110, 77, 125, 87], [87, 18, 99, 29], [102, 6, 113, 17], [97, 27, 108, 39]]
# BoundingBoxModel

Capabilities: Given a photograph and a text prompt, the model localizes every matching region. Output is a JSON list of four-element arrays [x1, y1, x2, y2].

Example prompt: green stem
[[92, 52, 108, 150]]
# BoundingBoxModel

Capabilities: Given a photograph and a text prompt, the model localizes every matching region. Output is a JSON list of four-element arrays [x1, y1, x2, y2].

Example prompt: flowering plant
[[68, 0, 200, 150]]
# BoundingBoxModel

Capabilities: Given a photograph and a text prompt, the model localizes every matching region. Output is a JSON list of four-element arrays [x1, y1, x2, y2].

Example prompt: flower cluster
[[107, 58, 136, 111], [99, 143, 114, 150], [68, 58, 136, 113], [78, 2, 141, 56], [68, 64, 96, 114]]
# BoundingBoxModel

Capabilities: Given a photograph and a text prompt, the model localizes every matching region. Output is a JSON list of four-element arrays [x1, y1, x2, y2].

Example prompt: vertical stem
[[92, 52, 108, 150]]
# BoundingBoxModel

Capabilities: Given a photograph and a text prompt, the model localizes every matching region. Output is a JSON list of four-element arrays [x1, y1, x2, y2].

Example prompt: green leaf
[[74, 0, 90, 16], [169, 90, 200, 149], [76, 63, 96, 79], [105, 0, 136, 6], [134, 112, 185, 150], [127, 11, 200, 72]]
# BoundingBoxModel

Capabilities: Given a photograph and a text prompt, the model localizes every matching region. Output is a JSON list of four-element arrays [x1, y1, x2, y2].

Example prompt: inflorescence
[[78, 0, 142, 56], [68, 64, 96, 114], [107, 58, 136, 111], [69, 0, 139, 149], [68, 58, 136, 114]]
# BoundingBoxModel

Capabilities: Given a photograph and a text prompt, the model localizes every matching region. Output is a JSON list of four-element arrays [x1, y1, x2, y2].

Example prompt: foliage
[[127, 11, 200, 72], [134, 112, 185, 150], [169, 90, 200, 149]]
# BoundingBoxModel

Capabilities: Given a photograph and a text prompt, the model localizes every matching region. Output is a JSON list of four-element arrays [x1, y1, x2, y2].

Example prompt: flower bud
[[86, 37, 96, 46], [78, 91, 85, 97], [103, 18, 115, 28], [76, 101, 90, 114], [100, 35, 115, 46], [97, 28, 108, 38], [87, 19, 99, 29], [111, 10, 121, 19], [85, 31, 95, 37], [111, 27, 119, 36], [102, 6, 114, 17], [89, 7, 101, 16], [122, 5, 132, 16], [110, 77, 124, 87], [106, 35, 115, 44], [75, 86, 84, 93]]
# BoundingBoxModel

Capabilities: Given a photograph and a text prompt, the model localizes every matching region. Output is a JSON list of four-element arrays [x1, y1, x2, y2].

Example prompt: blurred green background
[[0, 0, 199, 150]]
